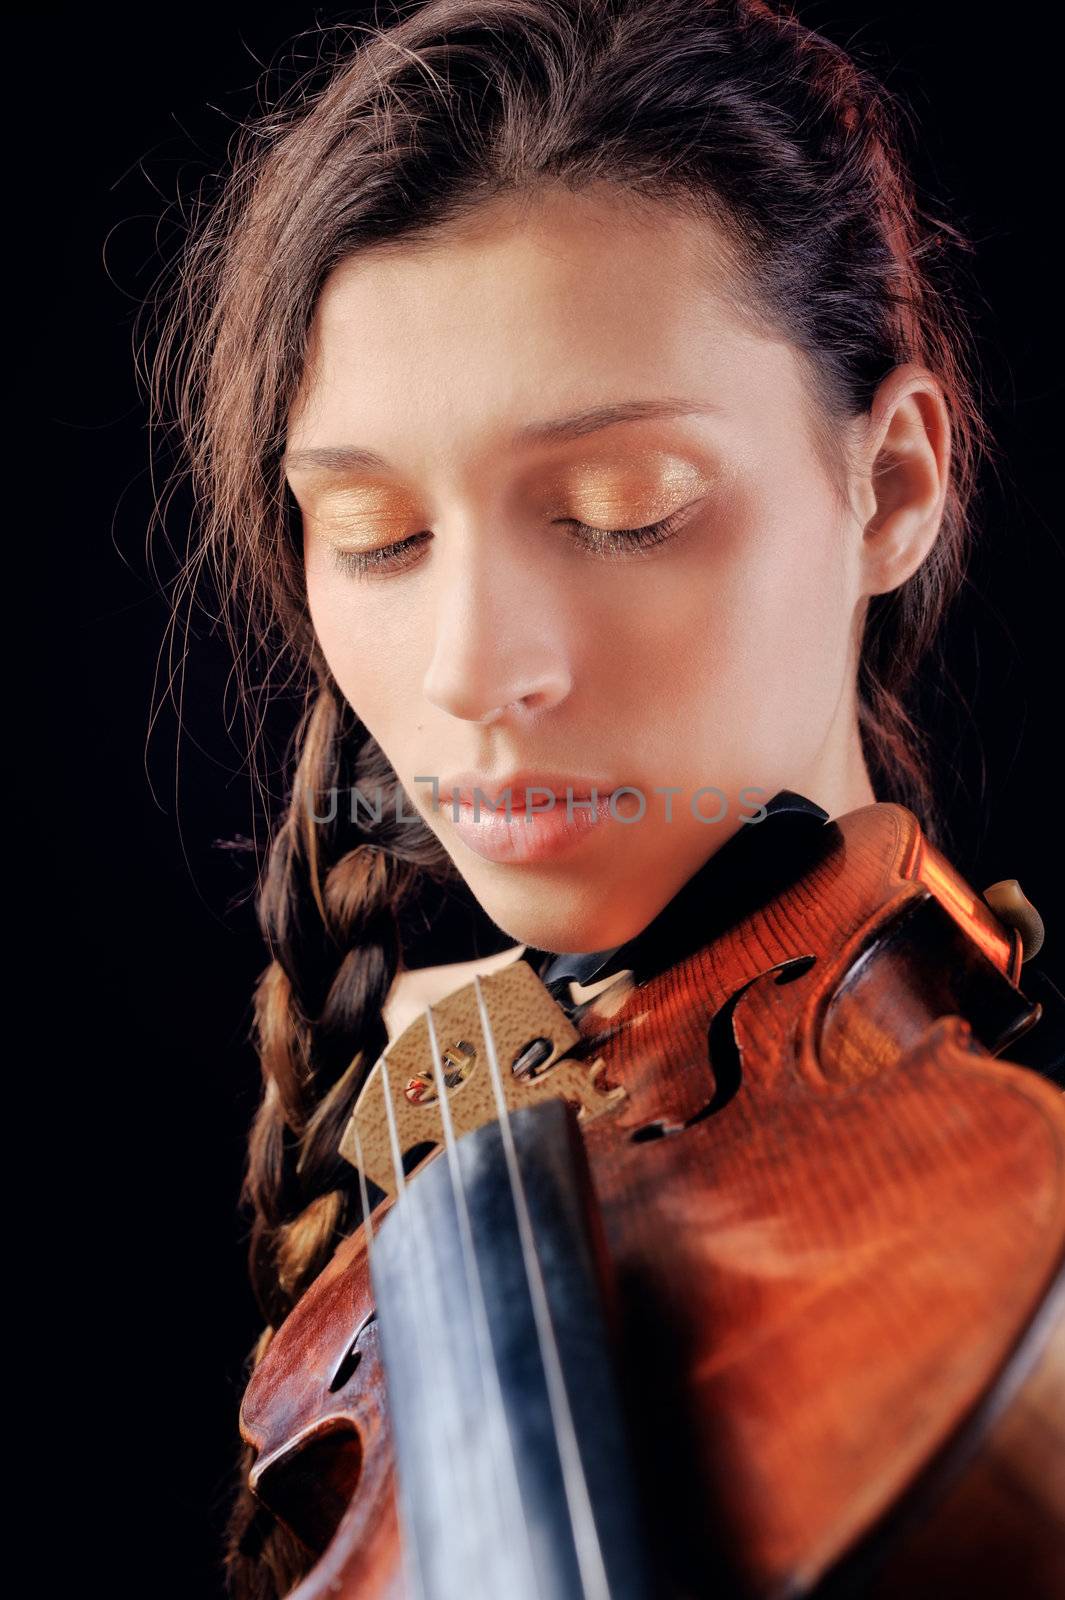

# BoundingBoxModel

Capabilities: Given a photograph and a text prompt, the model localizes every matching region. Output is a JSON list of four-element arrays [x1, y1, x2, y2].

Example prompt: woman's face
[[287, 187, 923, 954]]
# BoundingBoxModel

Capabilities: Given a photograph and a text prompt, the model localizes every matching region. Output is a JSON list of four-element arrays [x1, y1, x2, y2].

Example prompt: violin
[[237, 797, 1065, 1598]]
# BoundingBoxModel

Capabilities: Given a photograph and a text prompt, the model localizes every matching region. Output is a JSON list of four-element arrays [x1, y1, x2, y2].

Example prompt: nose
[[420, 525, 573, 725]]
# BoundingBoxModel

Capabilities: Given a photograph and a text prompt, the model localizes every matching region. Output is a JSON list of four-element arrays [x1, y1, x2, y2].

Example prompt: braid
[[225, 681, 453, 1596], [137, 4, 1003, 1591]]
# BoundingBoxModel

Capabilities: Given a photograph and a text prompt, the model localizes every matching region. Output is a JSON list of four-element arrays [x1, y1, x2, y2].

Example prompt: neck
[[793, 705, 877, 820]]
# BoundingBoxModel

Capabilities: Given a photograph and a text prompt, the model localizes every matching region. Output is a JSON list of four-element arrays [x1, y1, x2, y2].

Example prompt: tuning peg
[[982, 878, 1045, 963]]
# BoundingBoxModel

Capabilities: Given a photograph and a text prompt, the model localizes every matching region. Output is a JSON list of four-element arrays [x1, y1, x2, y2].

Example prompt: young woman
[[150, 2, 1061, 1594]]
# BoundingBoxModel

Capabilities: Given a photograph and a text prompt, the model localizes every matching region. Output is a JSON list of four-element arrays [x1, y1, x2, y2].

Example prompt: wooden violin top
[[240, 801, 1065, 1599]]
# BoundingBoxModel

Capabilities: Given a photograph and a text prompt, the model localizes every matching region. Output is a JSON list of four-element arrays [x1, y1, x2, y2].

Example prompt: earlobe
[[859, 364, 951, 597]]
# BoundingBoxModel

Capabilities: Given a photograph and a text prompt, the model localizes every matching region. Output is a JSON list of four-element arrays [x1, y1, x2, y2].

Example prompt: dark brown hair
[[146, 2, 993, 1592]]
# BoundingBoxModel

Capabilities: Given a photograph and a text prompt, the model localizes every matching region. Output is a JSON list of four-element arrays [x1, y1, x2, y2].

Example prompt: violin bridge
[[337, 959, 625, 1199]]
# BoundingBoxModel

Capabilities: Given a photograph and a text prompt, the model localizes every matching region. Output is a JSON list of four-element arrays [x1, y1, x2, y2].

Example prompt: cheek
[[304, 551, 359, 691], [303, 545, 423, 731], [704, 497, 854, 750], [612, 486, 853, 770]]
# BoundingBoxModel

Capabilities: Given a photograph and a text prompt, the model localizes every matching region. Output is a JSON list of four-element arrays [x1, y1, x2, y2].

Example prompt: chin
[[469, 874, 656, 957]]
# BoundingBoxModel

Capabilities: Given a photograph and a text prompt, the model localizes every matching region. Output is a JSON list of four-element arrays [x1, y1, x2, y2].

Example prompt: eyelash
[[329, 505, 696, 577]]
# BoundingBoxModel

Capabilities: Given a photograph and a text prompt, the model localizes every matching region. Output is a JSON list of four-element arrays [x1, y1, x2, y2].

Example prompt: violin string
[[377, 1052, 407, 1200], [473, 974, 612, 1600], [423, 1001, 544, 1596], [351, 1121, 375, 1267], [351, 1120, 429, 1600], [375, 1051, 448, 1600]]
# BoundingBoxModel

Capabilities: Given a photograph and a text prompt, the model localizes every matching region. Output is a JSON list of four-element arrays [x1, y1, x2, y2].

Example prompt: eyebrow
[[283, 398, 722, 474]]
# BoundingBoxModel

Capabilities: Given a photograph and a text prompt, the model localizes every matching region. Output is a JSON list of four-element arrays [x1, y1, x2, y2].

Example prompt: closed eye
[[328, 500, 702, 577], [558, 503, 698, 559]]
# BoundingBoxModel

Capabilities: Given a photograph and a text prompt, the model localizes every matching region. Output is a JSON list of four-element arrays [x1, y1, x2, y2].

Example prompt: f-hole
[[253, 1421, 364, 1556], [329, 1310, 377, 1393], [630, 954, 816, 1143]]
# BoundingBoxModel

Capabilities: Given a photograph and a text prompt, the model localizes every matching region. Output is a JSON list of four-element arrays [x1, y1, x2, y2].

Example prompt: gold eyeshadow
[[297, 447, 722, 549], [311, 482, 418, 515], [541, 452, 720, 525], [304, 483, 422, 550]]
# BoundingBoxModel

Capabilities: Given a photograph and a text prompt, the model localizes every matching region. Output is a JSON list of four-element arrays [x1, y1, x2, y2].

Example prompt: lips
[[420, 770, 624, 864], [445, 788, 620, 865], [434, 771, 616, 811]]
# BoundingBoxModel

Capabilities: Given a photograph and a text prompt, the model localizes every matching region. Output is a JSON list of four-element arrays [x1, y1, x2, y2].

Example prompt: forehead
[[290, 186, 799, 456]]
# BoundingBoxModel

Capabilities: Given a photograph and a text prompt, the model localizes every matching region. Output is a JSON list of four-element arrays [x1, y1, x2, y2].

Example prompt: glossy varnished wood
[[240, 802, 1064, 1598]]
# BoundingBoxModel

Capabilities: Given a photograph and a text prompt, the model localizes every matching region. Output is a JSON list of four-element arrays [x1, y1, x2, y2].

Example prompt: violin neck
[[371, 1099, 654, 1600]]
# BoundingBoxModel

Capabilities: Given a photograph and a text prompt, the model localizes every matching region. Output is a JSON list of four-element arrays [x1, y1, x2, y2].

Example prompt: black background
[[62, 6, 1062, 1595]]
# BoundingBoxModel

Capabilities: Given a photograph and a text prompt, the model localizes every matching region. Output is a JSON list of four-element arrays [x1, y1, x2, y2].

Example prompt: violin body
[[240, 801, 1065, 1598]]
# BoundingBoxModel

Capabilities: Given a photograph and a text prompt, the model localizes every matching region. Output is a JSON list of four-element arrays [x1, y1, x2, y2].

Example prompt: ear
[[853, 361, 951, 597]]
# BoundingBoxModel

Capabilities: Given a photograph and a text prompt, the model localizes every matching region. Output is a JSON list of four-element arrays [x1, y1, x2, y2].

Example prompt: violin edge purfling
[[239, 799, 1065, 1600]]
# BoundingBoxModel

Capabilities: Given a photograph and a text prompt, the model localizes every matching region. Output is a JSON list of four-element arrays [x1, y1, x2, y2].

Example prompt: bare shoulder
[[382, 944, 527, 1043]]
